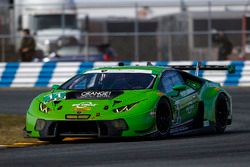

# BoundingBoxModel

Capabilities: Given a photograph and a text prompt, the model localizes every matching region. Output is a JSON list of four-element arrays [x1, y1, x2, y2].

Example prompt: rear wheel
[[215, 93, 230, 134], [155, 98, 172, 137]]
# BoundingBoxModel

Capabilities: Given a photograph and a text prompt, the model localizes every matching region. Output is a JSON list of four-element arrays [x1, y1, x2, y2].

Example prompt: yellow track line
[[1, 141, 48, 148], [1, 138, 94, 148], [63, 137, 93, 141], [0, 145, 8, 148]]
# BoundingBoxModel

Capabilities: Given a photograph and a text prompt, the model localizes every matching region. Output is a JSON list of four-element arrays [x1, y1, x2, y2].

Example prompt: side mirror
[[171, 84, 186, 97], [52, 84, 60, 90], [173, 84, 186, 91]]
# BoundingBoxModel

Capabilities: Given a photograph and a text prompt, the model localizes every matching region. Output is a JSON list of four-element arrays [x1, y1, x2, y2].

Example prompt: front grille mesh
[[55, 121, 99, 136]]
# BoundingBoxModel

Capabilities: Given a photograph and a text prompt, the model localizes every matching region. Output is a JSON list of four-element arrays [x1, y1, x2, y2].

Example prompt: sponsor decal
[[173, 106, 182, 124], [175, 102, 181, 110], [186, 105, 194, 114], [72, 107, 91, 113], [81, 91, 112, 98], [175, 93, 199, 110], [66, 91, 123, 100], [65, 114, 90, 119], [171, 120, 193, 133], [85, 69, 152, 74], [180, 89, 195, 97], [72, 102, 97, 113], [44, 92, 66, 103]]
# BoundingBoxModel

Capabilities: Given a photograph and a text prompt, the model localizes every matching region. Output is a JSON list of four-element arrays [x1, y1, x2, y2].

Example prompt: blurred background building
[[1, 0, 250, 61]]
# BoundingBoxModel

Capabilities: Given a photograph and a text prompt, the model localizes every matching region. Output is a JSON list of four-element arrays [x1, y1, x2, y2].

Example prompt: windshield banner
[[66, 91, 123, 100]]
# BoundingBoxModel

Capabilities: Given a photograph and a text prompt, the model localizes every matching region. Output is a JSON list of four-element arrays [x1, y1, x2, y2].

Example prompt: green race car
[[25, 64, 233, 141]]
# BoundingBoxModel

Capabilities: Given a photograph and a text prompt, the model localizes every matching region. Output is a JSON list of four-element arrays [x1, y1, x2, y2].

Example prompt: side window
[[74, 79, 87, 90], [67, 74, 97, 90], [158, 71, 184, 93]]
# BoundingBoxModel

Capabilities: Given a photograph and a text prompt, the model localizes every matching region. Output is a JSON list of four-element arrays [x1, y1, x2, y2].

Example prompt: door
[[158, 70, 199, 128]]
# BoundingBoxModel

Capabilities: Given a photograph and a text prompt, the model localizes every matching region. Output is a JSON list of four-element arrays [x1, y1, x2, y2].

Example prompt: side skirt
[[170, 120, 215, 136], [170, 126, 215, 136]]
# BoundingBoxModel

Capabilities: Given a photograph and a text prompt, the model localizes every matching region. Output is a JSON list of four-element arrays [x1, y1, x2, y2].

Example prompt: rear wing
[[169, 62, 235, 76], [118, 61, 235, 77]]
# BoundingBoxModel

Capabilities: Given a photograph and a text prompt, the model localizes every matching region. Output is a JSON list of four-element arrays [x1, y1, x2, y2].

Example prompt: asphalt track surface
[[0, 87, 250, 167]]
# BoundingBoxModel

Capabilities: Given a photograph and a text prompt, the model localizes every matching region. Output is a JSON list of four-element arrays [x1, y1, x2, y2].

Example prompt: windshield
[[60, 73, 156, 90], [34, 14, 77, 30]]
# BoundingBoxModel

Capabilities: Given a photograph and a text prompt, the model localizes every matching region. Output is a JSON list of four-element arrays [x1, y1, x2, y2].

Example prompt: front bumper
[[25, 108, 156, 138], [26, 119, 129, 138]]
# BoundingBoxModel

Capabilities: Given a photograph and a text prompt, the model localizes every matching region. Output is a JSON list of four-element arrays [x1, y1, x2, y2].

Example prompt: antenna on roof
[[195, 61, 202, 77]]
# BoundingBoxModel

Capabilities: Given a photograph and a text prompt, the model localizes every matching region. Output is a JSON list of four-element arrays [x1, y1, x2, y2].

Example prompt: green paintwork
[[173, 84, 187, 91], [52, 84, 60, 90], [25, 66, 232, 138]]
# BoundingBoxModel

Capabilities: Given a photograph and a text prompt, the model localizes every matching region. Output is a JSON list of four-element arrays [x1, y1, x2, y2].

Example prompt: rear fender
[[201, 87, 223, 123]]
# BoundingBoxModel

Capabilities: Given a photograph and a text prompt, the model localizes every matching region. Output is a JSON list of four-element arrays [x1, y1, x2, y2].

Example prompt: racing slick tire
[[215, 93, 230, 134], [155, 98, 172, 138]]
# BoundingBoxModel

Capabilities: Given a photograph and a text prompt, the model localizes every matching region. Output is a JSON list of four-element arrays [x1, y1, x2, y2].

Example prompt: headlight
[[111, 119, 128, 130], [35, 119, 46, 131], [39, 102, 51, 113], [113, 102, 138, 113]]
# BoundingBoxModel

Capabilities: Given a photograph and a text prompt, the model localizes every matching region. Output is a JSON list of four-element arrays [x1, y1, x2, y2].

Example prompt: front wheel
[[155, 98, 172, 137], [215, 93, 230, 134]]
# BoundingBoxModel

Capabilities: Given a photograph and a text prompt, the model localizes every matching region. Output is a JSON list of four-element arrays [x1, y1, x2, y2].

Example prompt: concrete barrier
[[0, 61, 249, 87]]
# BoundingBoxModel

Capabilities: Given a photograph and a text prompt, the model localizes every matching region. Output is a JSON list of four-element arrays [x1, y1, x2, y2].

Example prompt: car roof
[[83, 66, 172, 75]]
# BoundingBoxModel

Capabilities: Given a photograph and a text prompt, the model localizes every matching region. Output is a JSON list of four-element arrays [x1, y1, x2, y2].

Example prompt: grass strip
[[0, 114, 37, 145]]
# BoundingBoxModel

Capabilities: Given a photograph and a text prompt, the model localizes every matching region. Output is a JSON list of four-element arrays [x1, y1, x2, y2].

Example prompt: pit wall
[[0, 61, 249, 87]]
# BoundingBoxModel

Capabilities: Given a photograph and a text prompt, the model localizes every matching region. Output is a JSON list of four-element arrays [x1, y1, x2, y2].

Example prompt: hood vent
[[113, 100, 122, 106]]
